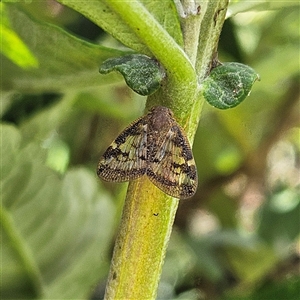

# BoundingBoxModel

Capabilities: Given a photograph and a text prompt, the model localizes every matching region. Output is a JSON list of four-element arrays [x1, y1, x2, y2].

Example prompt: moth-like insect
[[97, 106, 197, 199]]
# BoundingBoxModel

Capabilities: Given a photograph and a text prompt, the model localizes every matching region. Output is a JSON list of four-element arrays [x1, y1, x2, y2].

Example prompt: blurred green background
[[1, 1, 299, 299]]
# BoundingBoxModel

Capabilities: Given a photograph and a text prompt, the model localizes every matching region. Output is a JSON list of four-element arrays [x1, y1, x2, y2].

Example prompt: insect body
[[97, 106, 197, 199]]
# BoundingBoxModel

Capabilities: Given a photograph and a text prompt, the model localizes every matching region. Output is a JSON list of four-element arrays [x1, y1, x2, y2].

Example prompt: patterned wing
[[147, 125, 198, 199], [97, 117, 148, 182]]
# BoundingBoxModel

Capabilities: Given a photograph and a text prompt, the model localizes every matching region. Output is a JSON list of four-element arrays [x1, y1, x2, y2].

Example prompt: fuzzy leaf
[[202, 62, 259, 109], [100, 54, 165, 95]]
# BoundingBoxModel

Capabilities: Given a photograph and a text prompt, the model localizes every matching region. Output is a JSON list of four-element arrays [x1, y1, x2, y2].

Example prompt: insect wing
[[147, 125, 198, 199], [97, 117, 148, 182]]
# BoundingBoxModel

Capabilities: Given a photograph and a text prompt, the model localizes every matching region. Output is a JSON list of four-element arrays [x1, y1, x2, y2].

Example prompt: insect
[[97, 106, 198, 199]]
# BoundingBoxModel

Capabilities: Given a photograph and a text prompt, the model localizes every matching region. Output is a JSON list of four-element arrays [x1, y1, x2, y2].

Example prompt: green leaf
[[227, 0, 300, 18], [1, 3, 38, 69], [57, 0, 183, 53], [2, 4, 127, 92], [1, 124, 116, 299], [100, 54, 165, 95], [202, 62, 259, 109]]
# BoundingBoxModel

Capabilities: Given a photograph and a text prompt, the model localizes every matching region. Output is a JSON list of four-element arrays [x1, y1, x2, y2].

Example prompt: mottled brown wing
[[97, 117, 148, 182], [147, 125, 198, 199]]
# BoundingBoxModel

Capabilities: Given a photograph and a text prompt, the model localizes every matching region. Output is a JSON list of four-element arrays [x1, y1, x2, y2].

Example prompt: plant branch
[[104, 1, 229, 299], [105, 177, 178, 299], [104, 0, 195, 82], [104, 0, 198, 120]]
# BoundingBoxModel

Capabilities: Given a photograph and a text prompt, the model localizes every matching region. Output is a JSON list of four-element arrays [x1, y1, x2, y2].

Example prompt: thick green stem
[[104, 0, 195, 83], [104, 0, 198, 122], [104, 177, 178, 299], [104, 1, 228, 299]]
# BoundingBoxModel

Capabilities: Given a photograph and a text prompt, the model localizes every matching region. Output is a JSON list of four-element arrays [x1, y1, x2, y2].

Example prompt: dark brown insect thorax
[[147, 107, 174, 157], [148, 106, 173, 132]]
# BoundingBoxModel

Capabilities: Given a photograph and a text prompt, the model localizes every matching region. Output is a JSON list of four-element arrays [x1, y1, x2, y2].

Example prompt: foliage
[[1, 1, 299, 299]]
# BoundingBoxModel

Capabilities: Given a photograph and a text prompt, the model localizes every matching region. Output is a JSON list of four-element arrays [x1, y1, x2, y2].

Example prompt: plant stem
[[104, 0, 198, 121], [104, 0, 195, 82], [104, 177, 178, 299], [104, 1, 228, 299]]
